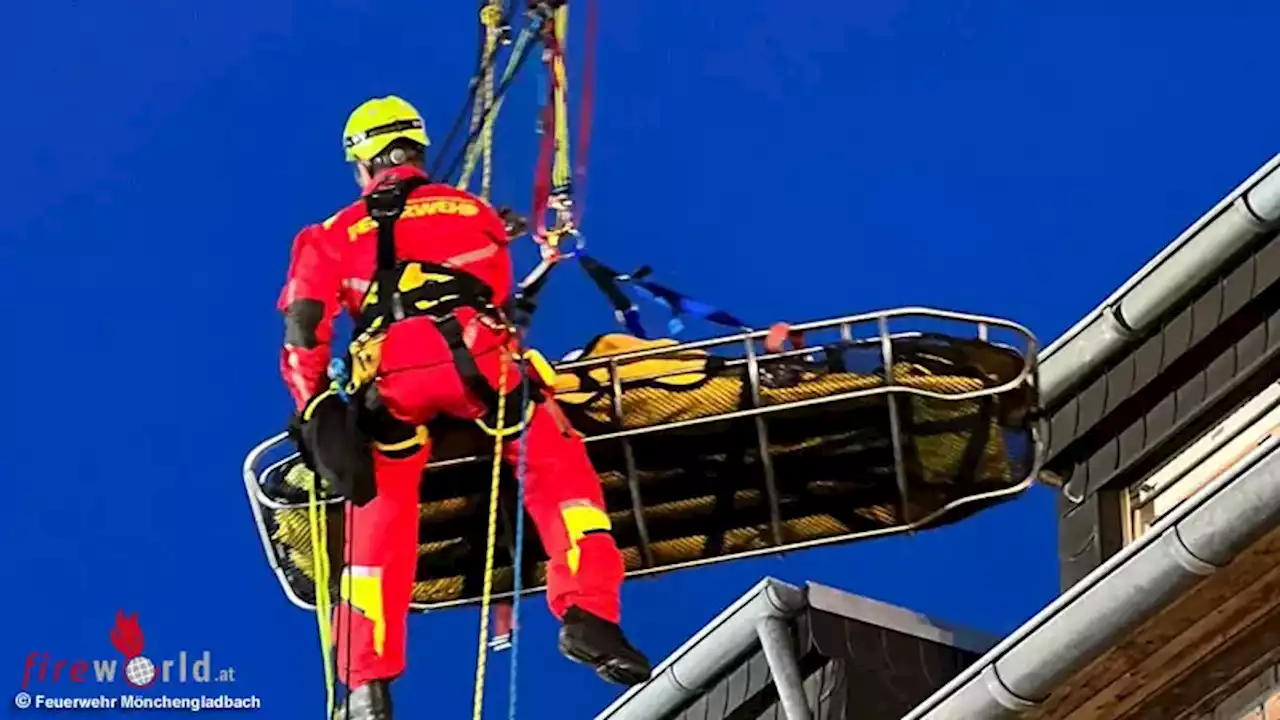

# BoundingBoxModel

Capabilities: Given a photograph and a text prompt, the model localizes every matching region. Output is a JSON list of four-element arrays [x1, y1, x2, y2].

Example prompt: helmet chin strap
[[353, 162, 372, 189]]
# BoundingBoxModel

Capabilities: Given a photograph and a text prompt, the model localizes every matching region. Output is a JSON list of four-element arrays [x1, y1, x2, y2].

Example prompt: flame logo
[[109, 610, 156, 689], [109, 610, 145, 659]]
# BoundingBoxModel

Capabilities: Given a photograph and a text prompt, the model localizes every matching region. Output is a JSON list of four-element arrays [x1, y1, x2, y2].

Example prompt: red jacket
[[278, 166, 513, 410]]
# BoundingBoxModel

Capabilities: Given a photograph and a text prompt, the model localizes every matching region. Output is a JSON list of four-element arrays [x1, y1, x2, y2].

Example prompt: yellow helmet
[[342, 95, 430, 163]]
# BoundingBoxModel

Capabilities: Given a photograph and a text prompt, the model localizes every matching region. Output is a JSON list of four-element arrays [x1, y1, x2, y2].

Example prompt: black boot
[[332, 680, 393, 720], [558, 606, 652, 686]]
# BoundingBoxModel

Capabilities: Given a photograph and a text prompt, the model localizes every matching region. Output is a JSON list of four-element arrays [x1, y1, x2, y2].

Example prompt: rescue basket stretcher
[[242, 306, 1044, 613]]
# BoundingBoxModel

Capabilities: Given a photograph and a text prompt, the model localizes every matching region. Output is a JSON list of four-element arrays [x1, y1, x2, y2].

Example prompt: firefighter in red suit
[[279, 96, 650, 720]]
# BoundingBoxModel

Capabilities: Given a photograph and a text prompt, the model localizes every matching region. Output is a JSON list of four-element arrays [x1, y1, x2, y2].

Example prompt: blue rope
[[508, 348, 534, 720]]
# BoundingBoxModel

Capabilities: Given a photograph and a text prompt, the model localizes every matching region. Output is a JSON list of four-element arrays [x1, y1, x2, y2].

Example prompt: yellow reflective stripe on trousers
[[341, 566, 387, 656], [561, 502, 611, 575]]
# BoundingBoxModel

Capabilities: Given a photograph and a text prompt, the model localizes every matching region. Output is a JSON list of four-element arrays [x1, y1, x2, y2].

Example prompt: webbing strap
[[629, 279, 751, 334], [547, 10, 572, 194], [530, 71, 556, 240], [436, 314, 542, 431], [578, 255, 646, 338], [529, 4, 577, 258], [365, 176, 429, 273], [577, 254, 752, 337]]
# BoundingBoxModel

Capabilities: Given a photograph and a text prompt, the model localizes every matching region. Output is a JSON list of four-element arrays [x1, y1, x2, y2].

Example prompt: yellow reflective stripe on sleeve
[[341, 566, 387, 656], [560, 502, 611, 575]]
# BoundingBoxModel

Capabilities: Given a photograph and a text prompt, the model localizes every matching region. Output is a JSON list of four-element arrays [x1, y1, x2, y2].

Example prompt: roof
[[896, 153, 1280, 718], [595, 578, 996, 720], [597, 577, 805, 720], [899, 427, 1280, 719], [1031, 154, 1280, 587], [1036, 154, 1280, 484]]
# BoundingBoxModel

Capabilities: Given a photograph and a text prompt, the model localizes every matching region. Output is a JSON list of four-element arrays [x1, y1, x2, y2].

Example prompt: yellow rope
[[457, 19, 533, 192], [481, 17, 497, 200], [469, 8, 509, 718], [307, 475, 336, 718], [471, 343, 511, 720], [468, 10, 563, 714], [459, 89, 485, 193], [461, 2, 503, 198]]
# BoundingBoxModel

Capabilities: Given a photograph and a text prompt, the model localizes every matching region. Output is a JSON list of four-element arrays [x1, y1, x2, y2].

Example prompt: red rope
[[527, 5, 597, 251], [530, 90, 555, 239]]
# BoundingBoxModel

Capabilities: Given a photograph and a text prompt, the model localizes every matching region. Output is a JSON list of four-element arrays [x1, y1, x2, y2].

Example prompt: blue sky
[[3, 1, 1278, 718]]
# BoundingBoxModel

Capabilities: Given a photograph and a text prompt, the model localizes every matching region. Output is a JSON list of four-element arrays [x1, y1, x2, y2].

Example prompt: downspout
[[596, 577, 808, 720], [757, 616, 814, 720]]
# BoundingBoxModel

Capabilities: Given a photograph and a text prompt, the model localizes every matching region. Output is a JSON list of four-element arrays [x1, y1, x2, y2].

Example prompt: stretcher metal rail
[[243, 306, 1044, 612]]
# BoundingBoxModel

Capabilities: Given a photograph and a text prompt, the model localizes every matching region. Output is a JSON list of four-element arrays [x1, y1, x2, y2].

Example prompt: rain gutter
[[1038, 153, 1280, 406], [900, 431, 1280, 720]]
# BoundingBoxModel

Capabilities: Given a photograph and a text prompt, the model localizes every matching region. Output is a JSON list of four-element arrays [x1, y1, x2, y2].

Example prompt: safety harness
[[345, 175, 546, 437]]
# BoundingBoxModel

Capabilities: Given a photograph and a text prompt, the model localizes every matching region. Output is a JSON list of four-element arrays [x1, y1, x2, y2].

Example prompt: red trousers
[[332, 317, 625, 689]]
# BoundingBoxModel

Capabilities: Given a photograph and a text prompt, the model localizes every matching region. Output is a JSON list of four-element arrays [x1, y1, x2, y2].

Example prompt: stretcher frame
[[242, 306, 1045, 613]]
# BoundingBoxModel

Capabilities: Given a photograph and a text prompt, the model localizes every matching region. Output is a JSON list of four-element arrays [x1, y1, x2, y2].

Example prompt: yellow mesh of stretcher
[[266, 333, 1023, 605], [552, 333, 990, 427]]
